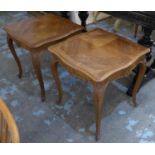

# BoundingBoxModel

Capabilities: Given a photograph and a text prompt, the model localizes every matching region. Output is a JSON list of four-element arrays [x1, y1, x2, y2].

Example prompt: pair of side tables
[[4, 14, 150, 141]]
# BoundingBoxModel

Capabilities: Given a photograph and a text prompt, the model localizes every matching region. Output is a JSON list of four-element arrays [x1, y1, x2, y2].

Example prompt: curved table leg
[[132, 62, 147, 107], [51, 57, 63, 104], [134, 24, 139, 38], [93, 11, 99, 23], [113, 18, 122, 32], [31, 52, 45, 102], [127, 27, 153, 96], [92, 82, 108, 141], [7, 34, 23, 78]]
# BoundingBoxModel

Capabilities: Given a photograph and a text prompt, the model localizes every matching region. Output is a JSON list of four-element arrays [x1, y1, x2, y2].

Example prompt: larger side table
[[48, 28, 150, 140]]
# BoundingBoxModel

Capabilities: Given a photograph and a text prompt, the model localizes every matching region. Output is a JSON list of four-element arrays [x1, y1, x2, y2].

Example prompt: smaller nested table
[[4, 14, 83, 101], [48, 28, 150, 141]]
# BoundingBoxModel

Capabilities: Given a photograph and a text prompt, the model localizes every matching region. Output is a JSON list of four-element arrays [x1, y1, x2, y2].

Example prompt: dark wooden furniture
[[78, 11, 155, 48], [0, 98, 20, 143], [102, 12, 155, 58], [78, 11, 155, 94], [48, 28, 149, 140], [4, 14, 83, 101]]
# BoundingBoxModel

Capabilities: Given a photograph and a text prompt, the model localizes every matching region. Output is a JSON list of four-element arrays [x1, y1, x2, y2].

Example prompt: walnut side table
[[4, 14, 83, 101], [48, 28, 150, 141]]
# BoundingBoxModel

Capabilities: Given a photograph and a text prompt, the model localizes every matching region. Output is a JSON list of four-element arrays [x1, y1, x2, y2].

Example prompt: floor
[[1, 11, 155, 143]]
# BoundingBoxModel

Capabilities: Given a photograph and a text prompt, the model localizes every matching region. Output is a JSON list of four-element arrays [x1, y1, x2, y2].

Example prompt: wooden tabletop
[[48, 28, 150, 82], [4, 14, 83, 49]]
